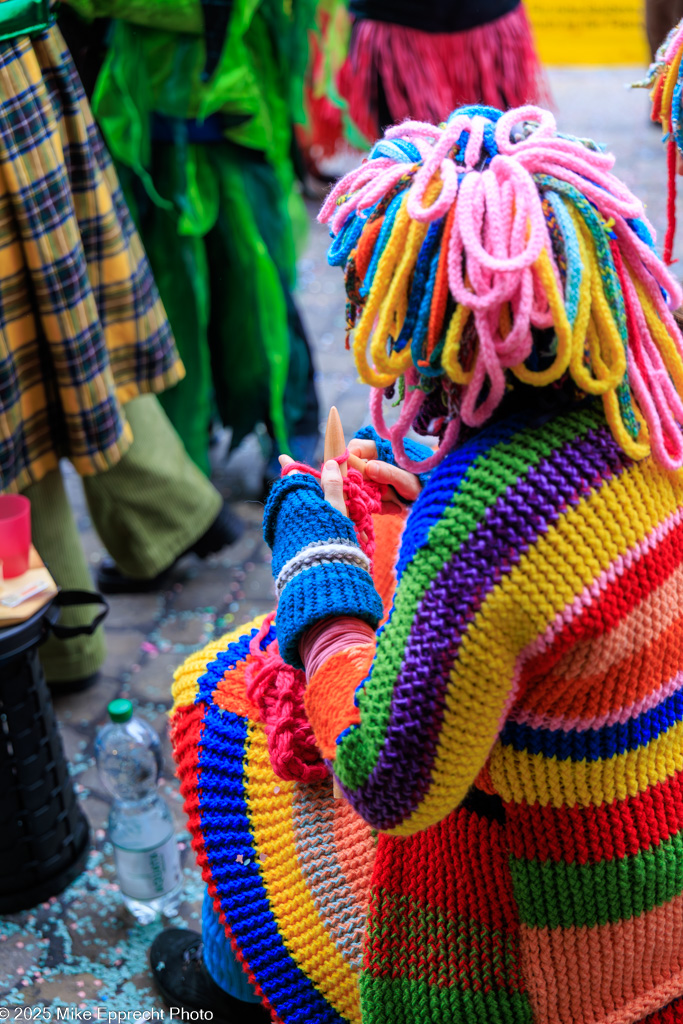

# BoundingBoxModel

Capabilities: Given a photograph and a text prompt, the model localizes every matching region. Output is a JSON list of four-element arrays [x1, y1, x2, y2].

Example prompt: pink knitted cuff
[[301, 616, 376, 682]]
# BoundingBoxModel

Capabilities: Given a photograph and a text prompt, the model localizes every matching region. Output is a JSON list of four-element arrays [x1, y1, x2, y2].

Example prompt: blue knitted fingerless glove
[[263, 473, 383, 669], [353, 426, 434, 488]]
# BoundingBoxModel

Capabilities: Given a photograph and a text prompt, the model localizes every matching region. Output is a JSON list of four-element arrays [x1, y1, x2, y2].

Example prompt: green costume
[[67, 0, 320, 475]]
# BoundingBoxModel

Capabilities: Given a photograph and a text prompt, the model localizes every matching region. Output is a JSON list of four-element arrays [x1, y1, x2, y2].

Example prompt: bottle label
[[113, 835, 181, 900]]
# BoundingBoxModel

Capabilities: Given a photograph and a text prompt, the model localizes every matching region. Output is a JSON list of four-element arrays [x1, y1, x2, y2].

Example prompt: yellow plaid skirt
[[0, 24, 182, 492]]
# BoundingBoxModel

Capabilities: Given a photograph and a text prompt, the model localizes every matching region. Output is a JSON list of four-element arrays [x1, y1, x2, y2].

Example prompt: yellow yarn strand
[[568, 213, 626, 395], [370, 213, 430, 377], [602, 389, 650, 460], [353, 180, 445, 388], [352, 200, 413, 388], [511, 247, 572, 385], [441, 303, 473, 384]]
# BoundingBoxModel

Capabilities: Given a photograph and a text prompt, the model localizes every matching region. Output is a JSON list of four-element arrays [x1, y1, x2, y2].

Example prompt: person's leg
[[200, 890, 261, 1003], [83, 394, 224, 580], [149, 891, 268, 1022], [23, 467, 106, 686]]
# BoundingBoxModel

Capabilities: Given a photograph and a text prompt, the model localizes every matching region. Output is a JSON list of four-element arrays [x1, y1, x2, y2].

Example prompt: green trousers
[[22, 394, 222, 684]]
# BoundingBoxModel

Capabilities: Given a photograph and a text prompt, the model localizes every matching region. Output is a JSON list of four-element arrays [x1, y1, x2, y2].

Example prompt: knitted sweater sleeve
[[304, 405, 631, 836]]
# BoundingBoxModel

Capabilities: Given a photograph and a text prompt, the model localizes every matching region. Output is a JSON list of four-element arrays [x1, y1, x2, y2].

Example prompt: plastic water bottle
[[96, 699, 181, 924]]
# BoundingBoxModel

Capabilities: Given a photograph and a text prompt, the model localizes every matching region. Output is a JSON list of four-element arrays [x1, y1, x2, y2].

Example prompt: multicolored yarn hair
[[643, 22, 683, 264], [318, 104, 683, 473]]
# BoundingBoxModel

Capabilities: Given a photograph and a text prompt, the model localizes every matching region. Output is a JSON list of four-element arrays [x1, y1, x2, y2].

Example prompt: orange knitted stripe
[[371, 512, 405, 619], [517, 609, 683, 729], [304, 644, 374, 758], [520, 890, 683, 1024], [212, 658, 262, 721], [516, 563, 683, 721], [332, 799, 376, 913]]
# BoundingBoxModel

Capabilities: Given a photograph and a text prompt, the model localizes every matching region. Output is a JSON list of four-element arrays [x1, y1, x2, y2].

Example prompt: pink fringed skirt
[[337, 4, 549, 143]]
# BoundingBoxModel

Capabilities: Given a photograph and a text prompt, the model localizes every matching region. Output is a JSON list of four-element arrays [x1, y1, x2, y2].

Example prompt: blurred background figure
[[645, 0, 683, 57], [642, 17, 683, 260], [334, 0, 548, 144], [0, 11, 242, 691], [65, 0, 320, 489]]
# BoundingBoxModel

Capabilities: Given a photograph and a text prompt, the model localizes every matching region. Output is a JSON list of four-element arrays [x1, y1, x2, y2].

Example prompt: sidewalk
[[0, 68, 678, 1013]]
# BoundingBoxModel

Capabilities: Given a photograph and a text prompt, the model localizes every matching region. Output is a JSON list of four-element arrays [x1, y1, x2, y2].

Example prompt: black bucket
[[0, 591, 108, 914]]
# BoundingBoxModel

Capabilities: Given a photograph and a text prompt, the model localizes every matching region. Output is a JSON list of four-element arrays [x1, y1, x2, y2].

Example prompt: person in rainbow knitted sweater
[[159, 104, 683, 1024]]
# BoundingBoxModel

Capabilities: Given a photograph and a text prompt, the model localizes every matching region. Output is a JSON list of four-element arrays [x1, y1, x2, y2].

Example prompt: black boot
[[150, 929, 270, 1024], [97, 503, 245, 595]]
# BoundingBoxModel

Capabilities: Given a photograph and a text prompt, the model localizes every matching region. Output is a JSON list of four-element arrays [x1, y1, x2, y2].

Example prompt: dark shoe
[[96, 560, 171, 595], [150, 929, 270, 1024], [189, 503, 244, 559], [48, 672, 100, 696], [97, 503, 245, 595]]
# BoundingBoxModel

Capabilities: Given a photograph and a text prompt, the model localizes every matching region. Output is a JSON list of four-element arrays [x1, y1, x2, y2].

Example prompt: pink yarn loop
[[320, 104, 683, 469]]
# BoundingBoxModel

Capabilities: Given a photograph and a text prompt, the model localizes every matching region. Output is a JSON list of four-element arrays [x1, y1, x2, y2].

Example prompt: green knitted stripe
[[365, 890, 526, 996], [510, 828, 683, 929], [360, 975, 534, 1024], [335, 405, 607, 792]]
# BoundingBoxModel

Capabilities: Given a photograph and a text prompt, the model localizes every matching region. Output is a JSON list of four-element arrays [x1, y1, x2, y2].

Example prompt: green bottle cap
[[108, 698, 133, 723]]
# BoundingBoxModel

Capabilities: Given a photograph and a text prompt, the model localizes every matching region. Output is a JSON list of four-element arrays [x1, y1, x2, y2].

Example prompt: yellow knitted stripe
[[245, 721, 361, 1022], [491, 716, 683, 808], [394, 457, 683, 835], [170, 617, 268, 714]]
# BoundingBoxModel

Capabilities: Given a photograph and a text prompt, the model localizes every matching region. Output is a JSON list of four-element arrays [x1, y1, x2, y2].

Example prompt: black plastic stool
[[0, 591, 107, 913]]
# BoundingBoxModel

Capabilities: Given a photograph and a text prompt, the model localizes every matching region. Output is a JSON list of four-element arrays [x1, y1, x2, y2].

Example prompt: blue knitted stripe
[[197, 704, 345, 1024], [501, 686, 683, 761], [196, 625, 276, 704]]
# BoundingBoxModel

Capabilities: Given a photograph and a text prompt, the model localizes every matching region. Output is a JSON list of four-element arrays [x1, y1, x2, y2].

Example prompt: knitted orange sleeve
[[304, 644, 375, 759]]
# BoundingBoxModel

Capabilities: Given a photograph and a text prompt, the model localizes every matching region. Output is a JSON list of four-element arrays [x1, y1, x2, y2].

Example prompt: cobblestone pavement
[[1, 67, 680, 1014]]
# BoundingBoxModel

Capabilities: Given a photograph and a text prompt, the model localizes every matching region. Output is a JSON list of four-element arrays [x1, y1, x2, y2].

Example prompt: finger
[[321, 459, 347, 516], [380, 500, 408, 516], [279, 454, 296, 469], [364, 459, 421, 501], [348, 439, 378, 459]]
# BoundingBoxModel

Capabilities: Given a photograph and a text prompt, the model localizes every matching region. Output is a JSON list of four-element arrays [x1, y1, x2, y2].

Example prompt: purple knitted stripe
[[346, 425, 628, 829]]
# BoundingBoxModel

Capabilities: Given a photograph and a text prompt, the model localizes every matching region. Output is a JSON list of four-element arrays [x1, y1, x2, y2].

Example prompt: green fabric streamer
[[68, 0, 318, 464], [117, 143, 313, 464]]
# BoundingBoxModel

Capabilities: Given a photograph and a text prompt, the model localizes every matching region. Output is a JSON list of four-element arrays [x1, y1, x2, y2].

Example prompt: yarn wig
[[318, 104, 683, 473]]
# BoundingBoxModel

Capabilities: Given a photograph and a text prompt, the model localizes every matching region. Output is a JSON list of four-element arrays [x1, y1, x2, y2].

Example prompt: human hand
[[277, 454, 348, 514], [348, 439, 422, 512], [278, 450, 419, 517]]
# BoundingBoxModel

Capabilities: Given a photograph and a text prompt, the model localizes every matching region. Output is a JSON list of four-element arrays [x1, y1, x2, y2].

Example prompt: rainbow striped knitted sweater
[[297, 401, 683, 1024]]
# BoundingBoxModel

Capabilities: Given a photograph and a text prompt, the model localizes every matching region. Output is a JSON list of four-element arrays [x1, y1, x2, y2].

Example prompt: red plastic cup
[[0, 494, 31, 579]]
